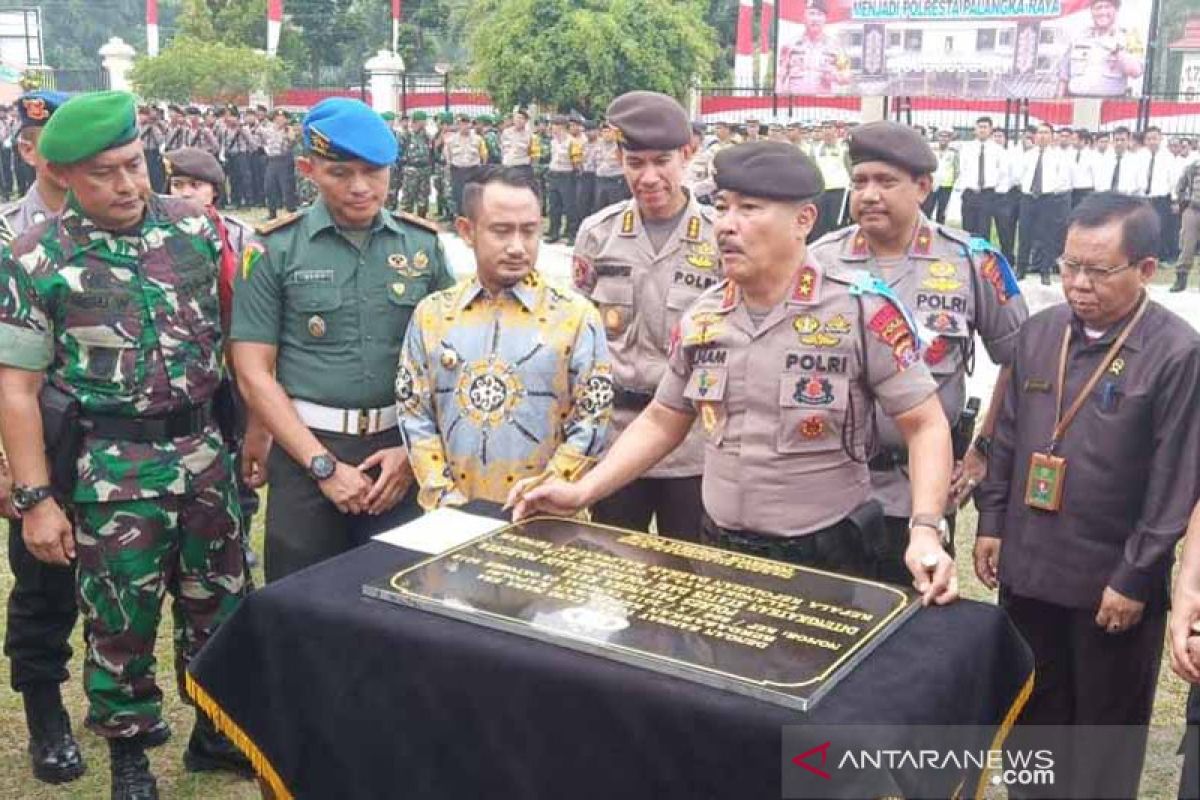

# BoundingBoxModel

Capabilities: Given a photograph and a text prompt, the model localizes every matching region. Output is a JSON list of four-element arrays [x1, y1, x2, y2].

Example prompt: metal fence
[[44, 68, 109, 93], [396, 73, 495, 118]]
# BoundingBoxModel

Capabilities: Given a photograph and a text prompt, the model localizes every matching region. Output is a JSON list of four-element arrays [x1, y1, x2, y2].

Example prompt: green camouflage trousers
[[433, 167, 451, 220], [401, 166, 432, 218], [75, 477, 246, 738]]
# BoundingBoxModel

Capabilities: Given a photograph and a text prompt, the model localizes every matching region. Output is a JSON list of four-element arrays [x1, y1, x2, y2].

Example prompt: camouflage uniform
[[401, 128, 434, 218], [0, 195, 246, 738]]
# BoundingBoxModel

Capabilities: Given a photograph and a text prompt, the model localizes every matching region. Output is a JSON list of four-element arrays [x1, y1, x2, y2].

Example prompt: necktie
[[979, 143, 986, 190], [1031, 148, 1044, 196], [1112, 154, 1122, 191], [1146, 152, 1156, 195], [1076, 150, 1082, 164]]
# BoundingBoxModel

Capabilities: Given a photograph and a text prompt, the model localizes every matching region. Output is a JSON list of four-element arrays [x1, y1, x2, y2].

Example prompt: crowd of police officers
[[0, 84, 1198, 800]]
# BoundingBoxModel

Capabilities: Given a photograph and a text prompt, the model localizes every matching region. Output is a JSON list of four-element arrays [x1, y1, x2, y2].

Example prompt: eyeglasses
[[1055, 258, 1138, 282]]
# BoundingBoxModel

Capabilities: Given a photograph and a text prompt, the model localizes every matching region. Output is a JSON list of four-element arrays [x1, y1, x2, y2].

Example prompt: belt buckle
[[357, 409, 371, 436]]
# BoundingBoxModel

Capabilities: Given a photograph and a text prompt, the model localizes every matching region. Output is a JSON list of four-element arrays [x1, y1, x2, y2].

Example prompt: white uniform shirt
[[1018, 146, 1072, 194], [955, 139, 1005, 192]]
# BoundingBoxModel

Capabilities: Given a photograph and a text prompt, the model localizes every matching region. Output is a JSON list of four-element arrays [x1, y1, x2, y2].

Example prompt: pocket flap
[[778, 372, 848, 411]]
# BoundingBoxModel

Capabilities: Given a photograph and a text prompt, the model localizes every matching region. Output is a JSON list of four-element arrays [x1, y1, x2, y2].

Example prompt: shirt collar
[[840, 216, 935, 262], [456, 271, 543, 312], [304, 198, 390, 240], [59, 192, 170, 253], [1068, 292, 1149, 353]]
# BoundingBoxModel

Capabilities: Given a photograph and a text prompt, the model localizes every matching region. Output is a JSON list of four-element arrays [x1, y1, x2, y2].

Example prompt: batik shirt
[[396, 271, 613, 510], [0, 194, 227, 502]]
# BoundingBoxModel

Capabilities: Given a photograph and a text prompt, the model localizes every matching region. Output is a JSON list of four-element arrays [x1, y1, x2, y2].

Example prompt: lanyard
[[1051, 295, 1149, 451]]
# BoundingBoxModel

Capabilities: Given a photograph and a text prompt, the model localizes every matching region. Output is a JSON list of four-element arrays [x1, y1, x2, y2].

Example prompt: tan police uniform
[[811, 218, 1028, 519]]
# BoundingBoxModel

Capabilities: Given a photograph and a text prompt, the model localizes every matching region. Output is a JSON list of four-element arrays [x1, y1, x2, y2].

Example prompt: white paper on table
[[371, 508, 507, 555]]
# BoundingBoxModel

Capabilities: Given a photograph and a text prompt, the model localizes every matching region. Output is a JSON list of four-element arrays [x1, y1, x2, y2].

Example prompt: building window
[[977, 29, 997, 51], [905, 30, 923, 51], [999, 29, 1014, 47], [888, 32, 901, 48], [848, 31, 863, 47], [1039, 28, 1055, 45]]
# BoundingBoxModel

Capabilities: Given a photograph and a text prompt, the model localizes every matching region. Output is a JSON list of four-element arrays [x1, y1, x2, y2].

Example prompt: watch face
[[310, 454, 336, 480]]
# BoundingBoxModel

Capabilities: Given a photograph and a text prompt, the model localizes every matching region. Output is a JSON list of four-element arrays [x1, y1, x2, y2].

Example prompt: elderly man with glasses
[[974, 191, 1200, 799]]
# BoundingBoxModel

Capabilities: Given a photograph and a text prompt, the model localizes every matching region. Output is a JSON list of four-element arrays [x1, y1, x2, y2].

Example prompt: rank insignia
[[978, 250, 1020, 305], [850, 230, 869, 256], [685, 313, 724, 346], [307, 315, 327, 338], [390, 282, 407, 300], [868, 303, 919, 369], [21, 97, 49, 122], [620, 210, 636, 235], [440, 347, 460, 369], [799, 415, 826, 439], [413, 250, 429, 271], [309, 127, 334, 158], [686, 242, 718, 270], [912, 225, 933, 255], [824, 314, 852, 334], [719, 280, 739, 311], [802, 332, 842, 348], [794, 315, 821, 335], [790, 266, 820, 304], [686, 216, 702, 242], [388, 253, 409, 272], [925, 311, 960, 334], [794, 375, 834, 406], [700, 403, 719, 435]]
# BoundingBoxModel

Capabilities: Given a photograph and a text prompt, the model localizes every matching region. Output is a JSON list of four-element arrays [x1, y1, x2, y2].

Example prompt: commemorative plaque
[[363, 517, 918, 711]]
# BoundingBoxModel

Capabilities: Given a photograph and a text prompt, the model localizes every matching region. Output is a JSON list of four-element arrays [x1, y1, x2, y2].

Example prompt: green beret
[[412, 110, 428, 122], [848, 121, 937, 176], [605, 91, 690, 151], [163, 147, 225, 193], [381, 111, 396, 121], [37, 90, 138, 165], [713, 141, 824, 200]]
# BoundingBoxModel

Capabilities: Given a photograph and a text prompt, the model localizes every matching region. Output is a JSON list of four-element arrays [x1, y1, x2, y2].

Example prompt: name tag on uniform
[[293, 269, 335, 284], [1025, 451, 1066, 512], [1023, 378, 1051, 393]]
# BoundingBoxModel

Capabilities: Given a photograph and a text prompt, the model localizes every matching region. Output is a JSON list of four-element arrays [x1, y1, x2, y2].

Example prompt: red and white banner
[[267, 0, 283, 56], [774, 0, 1151, 99], [393, 0, 402, 53], [146, 0, 159, 56], [734, 0, 755, 88]]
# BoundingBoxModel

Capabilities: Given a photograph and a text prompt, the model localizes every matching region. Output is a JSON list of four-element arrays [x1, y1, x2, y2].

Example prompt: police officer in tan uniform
[[518, 141, 958, 604], [810, 122, 1028, 585], [570, 92, 721, 542], [444, 113, 486, 217]]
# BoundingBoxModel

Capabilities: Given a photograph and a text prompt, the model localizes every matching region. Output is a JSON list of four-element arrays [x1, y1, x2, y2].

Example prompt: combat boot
[[183, 712, 255, 778], [1170, 270, 1189, 292], [109, 737, 158, 800], [22, 683, 86, 784]]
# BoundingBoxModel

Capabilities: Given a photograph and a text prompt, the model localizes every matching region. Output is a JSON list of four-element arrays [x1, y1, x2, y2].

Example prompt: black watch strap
[[13, 484, 54, 512], [973, 435, 992, 458]]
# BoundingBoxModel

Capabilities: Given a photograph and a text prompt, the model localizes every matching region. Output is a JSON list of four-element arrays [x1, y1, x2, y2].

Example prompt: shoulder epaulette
[[934, 224, 973, 248], [255, 210, 302, 236], [392, 210, 441, 235], [812, 225, 855, 249]]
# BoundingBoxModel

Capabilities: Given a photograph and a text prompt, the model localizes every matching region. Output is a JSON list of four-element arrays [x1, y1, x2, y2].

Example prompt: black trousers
[[1002, 591, 1166, 800], [449, 165, 480, 218], [249, 151, 266, 206], [226, 152, 253, 208], [265, 154, 297, 218], [1018, 192, 1070, 276], [0, 146, 13, 199], [921, 186, 952, 224], [1149, 195, 1178, 261], [575, 172, 596, 227], [546, 171, 577, 240], [810, 188, 846, 242], [590, 476, 703, 543], [1182, 685, 1199, 800], [264, 428, 422, 583], [145, 148, 166, 194], [15, 158, 33, 196], [1070, 187, 1093, 208], [960, 188, 997, 240], [593, 175, 629, 211], [4, 521, 78, 692], [995, 188, 1021, 268]]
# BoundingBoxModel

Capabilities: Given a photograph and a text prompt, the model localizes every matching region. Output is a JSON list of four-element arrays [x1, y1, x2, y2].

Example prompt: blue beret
[[302, 98, 397, 167], [18, 91, 70, 129]]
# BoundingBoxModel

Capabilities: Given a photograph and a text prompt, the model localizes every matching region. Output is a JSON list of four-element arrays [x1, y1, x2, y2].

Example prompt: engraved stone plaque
[[363, 517, 919, 711]]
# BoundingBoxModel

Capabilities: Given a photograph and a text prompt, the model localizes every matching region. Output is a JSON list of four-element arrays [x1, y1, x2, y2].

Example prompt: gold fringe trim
[[184, 671, 295, 800], [974, 669, 1037, 800]]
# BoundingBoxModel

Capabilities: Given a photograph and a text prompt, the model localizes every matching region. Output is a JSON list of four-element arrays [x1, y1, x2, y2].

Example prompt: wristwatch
[[308, 453, 337, 482], [908, 514, 951, 547], [973, 435, 992, 458], [12, 485, 54, 513]]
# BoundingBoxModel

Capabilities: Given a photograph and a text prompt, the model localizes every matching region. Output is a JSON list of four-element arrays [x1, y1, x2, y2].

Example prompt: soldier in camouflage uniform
[[383, 111, 402, 211], [0, 91, 250, 800], [433, 112, 454, 221], [402, 111, 434, 218]]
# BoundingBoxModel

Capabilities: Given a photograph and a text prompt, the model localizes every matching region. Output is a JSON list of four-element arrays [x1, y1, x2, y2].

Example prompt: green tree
[[465, 0, 718, 115], [1154, 0, 1200, 92], [130, 35, 289, 102], [38, 0, 152, 70]]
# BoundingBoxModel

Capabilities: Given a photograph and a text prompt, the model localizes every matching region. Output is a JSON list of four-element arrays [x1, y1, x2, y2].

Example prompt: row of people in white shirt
[[949, 119, 1191, 199]]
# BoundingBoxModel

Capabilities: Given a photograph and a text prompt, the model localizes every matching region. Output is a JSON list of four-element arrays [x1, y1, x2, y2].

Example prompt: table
[[187, 540, 1033, 800]]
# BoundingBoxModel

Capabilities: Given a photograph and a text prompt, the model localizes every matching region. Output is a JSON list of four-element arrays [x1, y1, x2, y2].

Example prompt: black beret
[[847, 121, 938, 175], [808, 0, 828, 13], [605, 91, 690, 151], [163, 147, 226, 192], [185, 106, 201, 115], [168, 104, 182, 114], [713, 141, 824, 200]]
